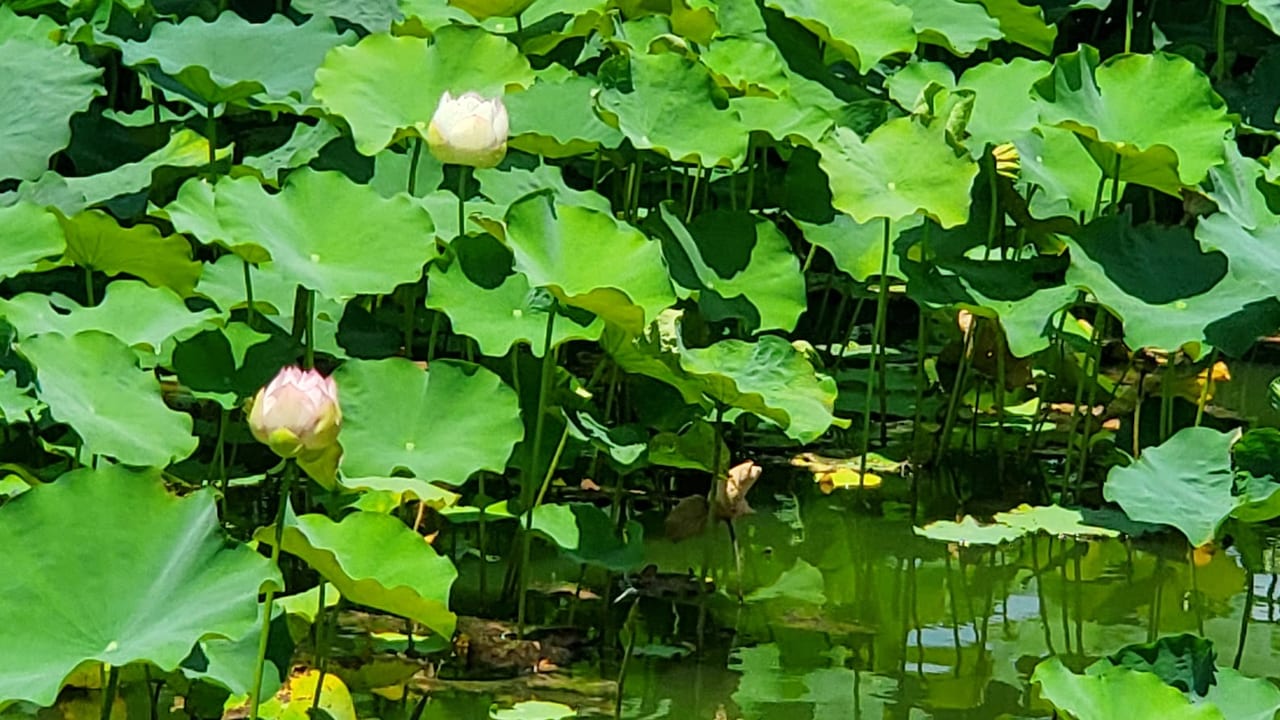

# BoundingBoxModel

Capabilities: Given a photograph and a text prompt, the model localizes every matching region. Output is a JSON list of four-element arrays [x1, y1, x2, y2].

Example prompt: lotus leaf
[[0, 38, 102, 181], [490, 701, 577, 720], [913, 515, 1025, 545], [334, 358, 523, 485], [20, 331, 198, 466], [1032, 657, 1224, 719], [992, 504, 1120, 538], [0, 466, 277, 707], [969, 0, 1056, 54], [59, 210, 202, 297], [0, 201, 64, 281], [505, 75, 625, 157], [1103, 427, 1240, 546], [764, 0, 916, 73], [897, 0, 1003, 56]]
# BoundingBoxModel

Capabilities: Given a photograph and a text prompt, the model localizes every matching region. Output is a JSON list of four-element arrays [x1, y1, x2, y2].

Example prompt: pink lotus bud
[[427, 91, 509, 168], [248, 366, 341, 459]]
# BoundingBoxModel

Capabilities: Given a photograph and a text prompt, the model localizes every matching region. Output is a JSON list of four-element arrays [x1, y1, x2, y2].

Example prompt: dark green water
[[426, 480, 1280, 719]]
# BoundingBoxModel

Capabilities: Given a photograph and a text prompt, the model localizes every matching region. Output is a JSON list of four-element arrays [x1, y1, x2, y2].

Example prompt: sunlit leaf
[[0, 201, 64, 281], [60, 210, 202, 297], [764, 0, 916, 73]]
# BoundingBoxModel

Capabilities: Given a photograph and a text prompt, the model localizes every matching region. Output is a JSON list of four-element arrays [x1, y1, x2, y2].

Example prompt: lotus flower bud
[[248, 366, 341, 460], [427, 91, 509, 168]]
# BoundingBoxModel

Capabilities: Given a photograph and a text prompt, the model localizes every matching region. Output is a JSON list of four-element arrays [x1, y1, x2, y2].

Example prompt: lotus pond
[[7, 0, 1280, 718]]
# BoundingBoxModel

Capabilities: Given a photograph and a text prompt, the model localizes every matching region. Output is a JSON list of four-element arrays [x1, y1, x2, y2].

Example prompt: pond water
[[409, 476, 1280, 719]]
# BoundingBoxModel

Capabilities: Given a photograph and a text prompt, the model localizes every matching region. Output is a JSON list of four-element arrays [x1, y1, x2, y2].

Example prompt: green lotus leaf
[[730, 92, 838, 146], [1245, 0, 1280, 35], [960, 284, 1078, 358], [956, 58, 1052, 150], [19, 331, 198, 465], [1032, 657, 1224, 720], [746, 558, 827, 605], [294, 0, 402, 32], [0, 281, 220, 357], [1034, 47, 1234, 193], [793, 213, 905, 283], [1103, 427, 1240, 547], [913, 515, 1025, 545], [885, 60, 955, 108], [597, 52, 750, 168], [677, 335, 837, 443], [171, 322, 297, 406], [369, 143, 446, 201], [210, 170, 436, 300], [334, 358, 523, 485], [18, 128, 218, 216], [426, 260, 604, 358], [114, 13, 355, 108], [991, 504, 1120, 538], [969, 0, 1056, 55], [59, 210, 202, 297], [0, 373, 40, 424], [504, 193, 676, 333], [0, 5, 60, 45], [505, 75, 624, 158], [0, 39, 102, 181], [1103, 634, 1217, 696], [897, 0, 1002, 56], [1201, 667, 1280, 720], [0, 465, 278, 707], [1015, 125, 1106, 217], [817, 117, 979, 228], [242, 121, 343, 186], [476, 164, 612, 217], [258, 509, 457, 637], [0, 201, 64, 281], [600, 315, 707, 405], [701, 35, 789, 95], [160, 178, 266, 263], [657, 207, 806, 333], [337, 477, 459, 509], [314, 26, 533, 155], [490, 701, 577, 720], [764, 0, 916, 73], [528, 503, 644, 572], [1203, 142, 1275, 232]]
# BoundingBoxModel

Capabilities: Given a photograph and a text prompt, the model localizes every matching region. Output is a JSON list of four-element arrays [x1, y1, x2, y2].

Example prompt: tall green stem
[[457, 166, 471, 239], [309, 583, 329, 711], [1214, 1, 1228, 83], [860, 218, 892, 480], [205, 103, 217, 176], [1124, 0, 1135, 52], [243, 261, 257, 330], [85, 267, 96, 306], [407, 138, 423, 196], [248, 462, 295, 719], [99, 665, 120, 720], [515, 306, 558, 638], [1195, 349, 1220, 426], [517, 423, 570, 638], [303, 289, 315, 370]]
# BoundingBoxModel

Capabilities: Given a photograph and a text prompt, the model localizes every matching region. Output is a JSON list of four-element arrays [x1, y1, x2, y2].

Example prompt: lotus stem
[[84, 267, 96, 306], [303, 288, 315, 370], [407, 137, 423, 196], [1194, 349, 1220, 427], [614, 597, 641, 719], [99, 665, 119, 720], [248, 460, 294, 719], [1235, 571, 1253, 669], [243, 261, 257, 330], [1124, 0, 1135, 52], [995, 322, 1007, 484], [515, 305, 559, 638], [456, 165, 470, 239], [860, 218, 892, 480], [1214, 1, 1228, 83], [205, 103, 216, 175], [478, 473, 488, 599], [937, 317, 974, 466], [309, 583, 328, 711], [516, 422, 570, 638]]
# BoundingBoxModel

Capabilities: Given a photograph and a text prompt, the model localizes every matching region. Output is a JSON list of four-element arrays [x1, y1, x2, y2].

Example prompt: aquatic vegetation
[[2, 0, 1280, 717]]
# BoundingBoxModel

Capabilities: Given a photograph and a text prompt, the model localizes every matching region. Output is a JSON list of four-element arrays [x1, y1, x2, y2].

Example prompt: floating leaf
[[210, 171, 436, 300], [0, 39, 102, 181], [257, 669, 357, 720], [114, 13, 355, 108], [598, 52, 749, 167], [0, 466, 277, 706], [334, 358, 523, 485], [490, 701, 577, 720], [914, 515, 1025, 545], [817, 117, 979, 228], [678, 335, 838, 443], [1103, 427, 1240, 547], [746, 558, 827, 605], [20, 331, 198, 466], [992, 504, 1120, 538], [314, 26, 532, 154], [505, 193, 676, 333], [260, 509, 457, 638]]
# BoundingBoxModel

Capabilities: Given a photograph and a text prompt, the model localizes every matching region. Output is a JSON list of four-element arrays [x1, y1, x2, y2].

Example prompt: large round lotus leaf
[[314, 26, 533, 155], [897, 0, 1002, 56], [597, 53, 750, 168], [22, 128, 216, 216], [504, 193, 676, 334], [1202, 667, 1280, 720], [426, 262, 604, 358], [59, 210, 202, 297], [0, 201, 64, 280], [0, 5, 61, 45], [1034, 47, 1234, 192], [334, 358, 523, 485], [1032, 658, 1223, 720], [763, 0, 915, 73], [0, 39, 102, 181], [258, 509, 457, 637], [506, 75, 624, 158], [677, 335, 837, 443], [0, 465, 278, 707], [0, 282, 219, 364], [210, 170, 436, 300], [657, 207, 806, 333], [1066, 216, 1270, 353], [20, 331, 198, 466], [293, 0, 402, 32], [114, 13, 355, 107], [913, 516, 1025, 545], [1103, 427, 1240, 547], [956, 58, 1051, 150], [817, 117, 979, 228], [968, 0, 1055, 54]]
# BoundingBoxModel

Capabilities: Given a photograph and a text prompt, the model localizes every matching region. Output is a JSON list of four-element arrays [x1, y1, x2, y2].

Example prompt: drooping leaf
[[504, 193, 676, 333], [1104, 634, 1218, 696], [20, 331, 199, 466], [0, 466, 277, 706], [0, 39, 102, 181], [764, 0, 916, 73], [678, 335, 838, 443], [896, 0, 1003, 56], [1103, 427, 1241, 547], [260, 509, 457, 637], [334, 358, 524, 485], [970, 0, 1056, 55], [817, 117, 979, 228], [209, 171, 437, 300], [59, 210, 202, 297], [314, 26, 532, 154]]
